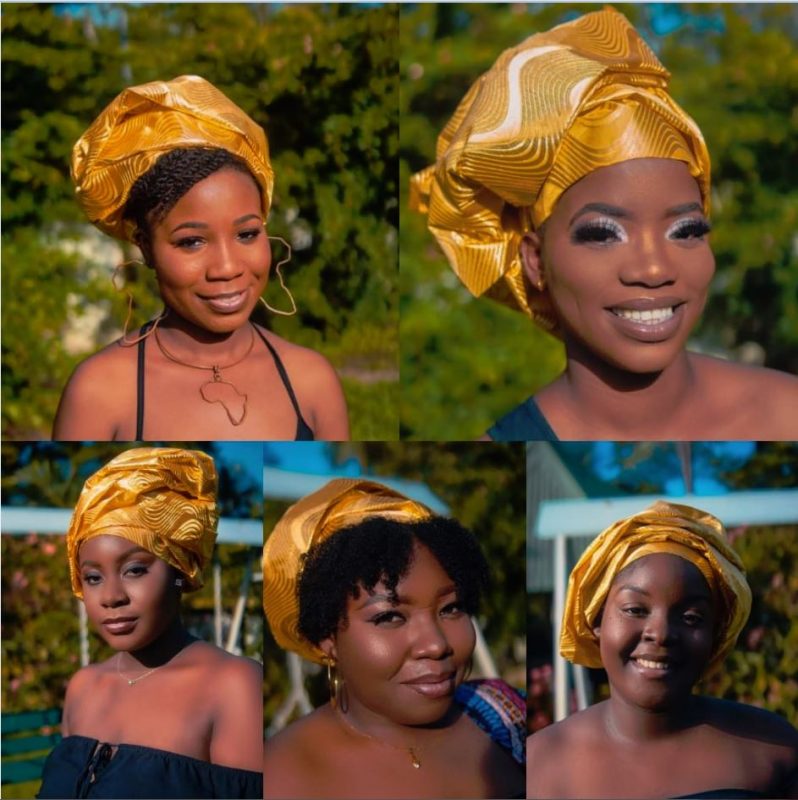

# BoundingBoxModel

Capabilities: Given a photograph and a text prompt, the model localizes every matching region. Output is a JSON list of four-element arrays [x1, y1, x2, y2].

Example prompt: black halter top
[[135, 321, 314, 440]]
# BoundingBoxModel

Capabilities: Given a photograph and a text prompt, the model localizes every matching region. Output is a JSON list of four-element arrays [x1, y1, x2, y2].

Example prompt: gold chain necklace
[[153, 324, 255, 426], [116, 640, 197, 687], [334, 708, 426, 769]]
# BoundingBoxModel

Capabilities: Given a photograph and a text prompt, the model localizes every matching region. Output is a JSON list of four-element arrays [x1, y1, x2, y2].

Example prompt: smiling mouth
[[201, 289, 249, 313], [403, 672, 456, 699], [611, 307, 676, 325]]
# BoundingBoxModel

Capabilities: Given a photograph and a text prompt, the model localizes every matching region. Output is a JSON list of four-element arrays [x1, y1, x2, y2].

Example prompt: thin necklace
[[334, 708, 426, 769], [154, 323, 255, 426], [116, 640, 197, 687]]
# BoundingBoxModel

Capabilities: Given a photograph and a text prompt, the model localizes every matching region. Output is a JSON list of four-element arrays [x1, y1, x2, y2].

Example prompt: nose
[[619, 230, 677, 288], [642, 610, 675, 646], [206, 239, 245, 282], [410, 613, 452, 660], [100, 575, 129, 608]]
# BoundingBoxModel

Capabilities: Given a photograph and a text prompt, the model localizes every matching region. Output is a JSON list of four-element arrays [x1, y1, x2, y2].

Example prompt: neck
[[602, 692, 698, 744], [122, 616, 193, 669], [558, 341, 696, 434], [158, 312, 254, 357], [336, 694, 460, 749]]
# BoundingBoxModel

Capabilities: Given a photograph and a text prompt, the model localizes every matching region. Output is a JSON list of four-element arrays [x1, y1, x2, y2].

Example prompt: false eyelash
[[570, 218, 628, 245], [667, 218, 712, 240]]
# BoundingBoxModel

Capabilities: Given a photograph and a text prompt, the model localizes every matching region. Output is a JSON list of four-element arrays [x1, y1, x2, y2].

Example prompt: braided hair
[[123, 147, 260, 261]]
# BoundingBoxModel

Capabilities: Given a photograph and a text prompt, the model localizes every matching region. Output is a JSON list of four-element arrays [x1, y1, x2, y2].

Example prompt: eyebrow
[[616, 585, 712, 602], [569, 203, 630, 226], [664, 202, 703, 217], [170, 213, 261, 235], [80, 546, 151, 569], [356, 583, 458, 610]]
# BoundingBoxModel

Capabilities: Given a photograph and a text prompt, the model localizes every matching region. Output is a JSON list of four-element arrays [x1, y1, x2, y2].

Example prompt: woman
[[410, 7, 798, 441], [37, 447, 262, 799], [262, 478, 525, 799], [527, 501, 798, 799], [53, 75, 349, 441]]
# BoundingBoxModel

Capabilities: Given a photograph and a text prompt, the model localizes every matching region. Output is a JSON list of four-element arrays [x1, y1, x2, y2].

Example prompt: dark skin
[[53, 167, 349, 441], [484, 157, 798, 440], [264, 544, 524, 799], [63, 534, 262, 771], [526, 555, 798, 799]]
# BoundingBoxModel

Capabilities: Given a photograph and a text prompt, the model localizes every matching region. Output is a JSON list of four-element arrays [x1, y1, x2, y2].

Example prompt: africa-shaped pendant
[[199, 368, 247, 426]]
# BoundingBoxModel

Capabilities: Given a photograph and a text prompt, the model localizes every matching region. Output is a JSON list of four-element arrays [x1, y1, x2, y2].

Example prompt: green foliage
[[2, 3, 398, 438], [399, 4, 798, 438]]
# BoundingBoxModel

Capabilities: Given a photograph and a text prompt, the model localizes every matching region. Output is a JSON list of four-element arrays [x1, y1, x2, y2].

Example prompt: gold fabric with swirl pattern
[[560, 501, 751, 674], [263, 478, 434, 663], [409, 7, 711, 330], [71, 75, 273, 241], [66, 448, 219, 598]]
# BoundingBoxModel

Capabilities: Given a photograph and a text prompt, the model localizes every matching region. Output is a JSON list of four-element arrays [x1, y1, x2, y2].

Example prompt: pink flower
[[11, 571, 29, 590], [42, 542, 57, 556]]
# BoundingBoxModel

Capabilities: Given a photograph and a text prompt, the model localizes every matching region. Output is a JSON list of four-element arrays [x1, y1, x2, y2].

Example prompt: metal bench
[[1, 708, 62, 786]]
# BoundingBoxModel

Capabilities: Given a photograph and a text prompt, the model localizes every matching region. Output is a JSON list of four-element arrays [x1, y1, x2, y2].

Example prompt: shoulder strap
[[252, 325, 313, 435], [135, 321, 155, 440]]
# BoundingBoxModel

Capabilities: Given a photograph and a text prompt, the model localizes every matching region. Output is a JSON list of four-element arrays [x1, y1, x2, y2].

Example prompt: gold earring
[[535, 276, 546, 292], [326, 659, 341, 710], [260, 233, 297, 316], [112, 260, 168, 345]]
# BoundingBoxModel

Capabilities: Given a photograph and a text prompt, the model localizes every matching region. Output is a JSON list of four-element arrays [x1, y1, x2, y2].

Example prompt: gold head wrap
[[263, 478, 434, 663], [71, 74, 274, 241], [560, 501, 751, 674], [409, 7, 711, 332], [66, 447, 219, 598]]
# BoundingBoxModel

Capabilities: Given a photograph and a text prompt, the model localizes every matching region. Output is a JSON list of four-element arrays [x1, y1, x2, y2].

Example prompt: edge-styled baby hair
[[123, 146, 260, 259], [297, 516, 490, 646]]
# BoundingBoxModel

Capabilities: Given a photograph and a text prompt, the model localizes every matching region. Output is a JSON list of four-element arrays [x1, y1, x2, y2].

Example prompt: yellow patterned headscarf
[[560, 501, 751, 674], [263, 478, 434, 663], [71, 75, 274, 242], [67, 448, 219, 598], [409, 7, 711, 331]]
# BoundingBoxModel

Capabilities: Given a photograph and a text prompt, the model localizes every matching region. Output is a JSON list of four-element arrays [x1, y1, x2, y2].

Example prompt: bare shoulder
[[63, 662, 111, 733], [53, 340, 137, 439], [191, 642, 262, 690], [256, 326, 349, 439], [691, 355, 798, 437], [527, 707, 600, 798], [703, 696, 798, 750], [264, 708, 332, 798]]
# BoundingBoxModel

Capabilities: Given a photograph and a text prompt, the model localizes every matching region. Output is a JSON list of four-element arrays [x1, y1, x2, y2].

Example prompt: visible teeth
[[613, 307, 674, 324], [636, 658, 669, 670]]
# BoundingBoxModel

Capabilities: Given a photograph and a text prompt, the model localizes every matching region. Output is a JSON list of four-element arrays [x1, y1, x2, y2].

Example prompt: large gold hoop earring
[[326, 659, 341, 710], [112, 260, 168, 345], [260, 232, 297, 317]]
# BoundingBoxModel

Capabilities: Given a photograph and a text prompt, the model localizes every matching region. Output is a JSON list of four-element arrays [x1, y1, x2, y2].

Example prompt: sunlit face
[[594, 553, 716, 711], [78, 534, 181, 652], [149, 167, 270, 334], [531, 158, 714, 374], [324, 542, 476, 727]]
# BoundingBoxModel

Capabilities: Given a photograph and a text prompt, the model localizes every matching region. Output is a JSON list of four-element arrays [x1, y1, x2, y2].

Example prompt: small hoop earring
[[112, 260, 168, 345], [326, 658, 341, 710], [174, 578, 184, 588], [261, 233, 297, 317]]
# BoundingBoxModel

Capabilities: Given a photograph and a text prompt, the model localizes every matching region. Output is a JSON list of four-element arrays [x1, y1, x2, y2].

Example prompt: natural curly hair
[[123, 147, 260, 261], [297, 515, 490, 646]]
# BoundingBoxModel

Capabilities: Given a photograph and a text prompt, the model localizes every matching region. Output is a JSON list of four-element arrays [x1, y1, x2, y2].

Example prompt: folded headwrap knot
[[263, 478, 433, 663], [560, 501, 751, 673], [67, 447, 219, 597], [410, 6, 711, 331], [71, 74, 274, 241]]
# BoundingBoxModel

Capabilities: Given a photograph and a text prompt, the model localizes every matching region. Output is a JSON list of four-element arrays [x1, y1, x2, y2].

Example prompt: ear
[[319, 636, 338, 662], [520, 231, 546, 292]]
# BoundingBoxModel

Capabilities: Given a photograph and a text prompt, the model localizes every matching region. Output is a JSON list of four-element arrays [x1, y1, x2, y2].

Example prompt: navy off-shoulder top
[[37, 735, 262, 799]]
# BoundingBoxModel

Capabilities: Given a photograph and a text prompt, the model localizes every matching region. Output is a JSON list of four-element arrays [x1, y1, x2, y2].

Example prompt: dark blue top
[[488, 397, 558, 441], [37, 735, 262, 799], [671, 791, 769, 799]]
